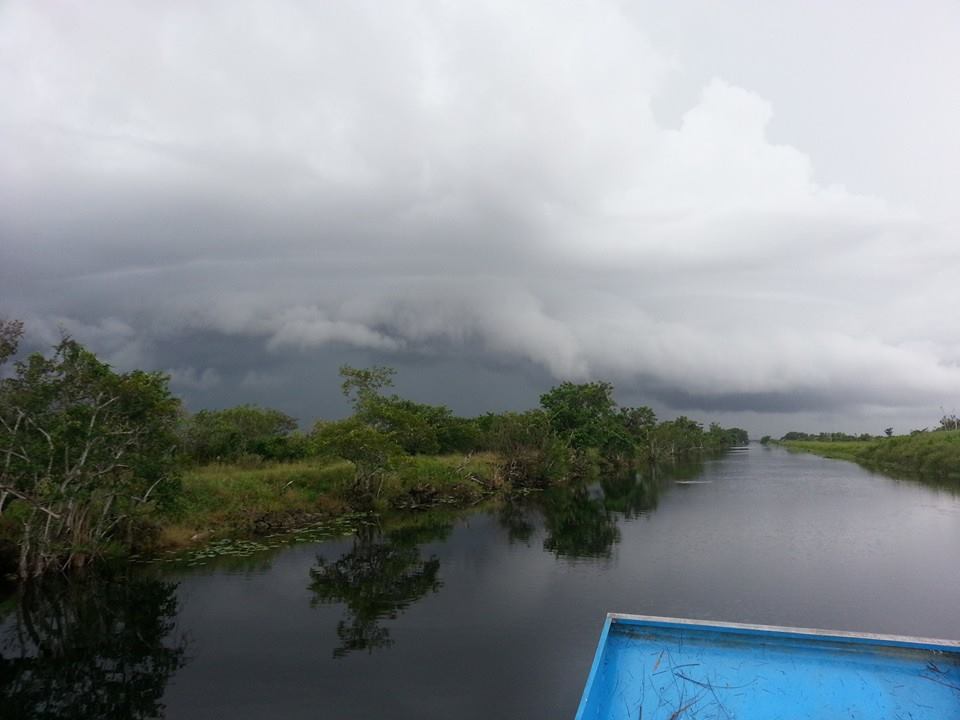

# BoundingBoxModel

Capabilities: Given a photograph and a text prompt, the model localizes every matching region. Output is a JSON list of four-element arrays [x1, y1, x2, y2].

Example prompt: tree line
[[776, 431, 877, 442], [1, 319, 746, 578], [306, 366, 747, 496], [773, 414, 960, 444]]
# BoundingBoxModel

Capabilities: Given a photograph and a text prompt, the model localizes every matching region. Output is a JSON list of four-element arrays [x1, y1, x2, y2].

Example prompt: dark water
[[2, 445, 959, 719]]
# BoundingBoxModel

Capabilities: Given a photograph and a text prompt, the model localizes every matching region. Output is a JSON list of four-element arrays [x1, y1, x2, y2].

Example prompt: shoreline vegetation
[[0, 319, 748, 581], [161, 453, 501, 549], [770, 424, 960, 483]]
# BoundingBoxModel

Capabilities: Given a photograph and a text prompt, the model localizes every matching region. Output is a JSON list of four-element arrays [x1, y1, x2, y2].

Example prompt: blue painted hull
[[575, 614, 960, 719]]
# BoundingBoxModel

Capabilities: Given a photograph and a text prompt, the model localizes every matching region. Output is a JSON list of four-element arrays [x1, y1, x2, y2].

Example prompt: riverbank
[[154, 452, 504, 550], [0, 453, 504, 573], [781, 430, 960, 481]]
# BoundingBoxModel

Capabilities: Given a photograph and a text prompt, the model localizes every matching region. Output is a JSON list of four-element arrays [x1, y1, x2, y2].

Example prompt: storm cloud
[[2, 0, 958, 434]]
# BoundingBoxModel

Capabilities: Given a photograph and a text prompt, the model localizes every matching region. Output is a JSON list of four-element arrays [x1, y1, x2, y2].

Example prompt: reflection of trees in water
[[858, 463, 960, 497], [660, 457, 705, 483], [600, 464, 673, 519], [0, 571, 186, 720], [308, 520, 449, 658], [497, 501, 536, 545], [499, 462, 691, 559], [542, 484, 619, 559]]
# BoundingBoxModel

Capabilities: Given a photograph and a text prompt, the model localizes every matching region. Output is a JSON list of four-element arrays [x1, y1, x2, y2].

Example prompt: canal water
[[2, 445, 959, 718]]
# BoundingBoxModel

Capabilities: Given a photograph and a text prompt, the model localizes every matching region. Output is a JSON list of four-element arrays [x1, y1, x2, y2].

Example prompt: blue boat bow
[[575, 613, 960, 719]]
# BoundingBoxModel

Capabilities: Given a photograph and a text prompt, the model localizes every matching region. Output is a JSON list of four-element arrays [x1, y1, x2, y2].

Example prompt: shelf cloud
[[2, 0, 958, 433]]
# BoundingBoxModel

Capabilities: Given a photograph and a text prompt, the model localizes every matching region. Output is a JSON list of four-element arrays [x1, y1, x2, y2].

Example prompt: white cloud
[[266, 306, 402, 352], [1, 0, 958, 423]]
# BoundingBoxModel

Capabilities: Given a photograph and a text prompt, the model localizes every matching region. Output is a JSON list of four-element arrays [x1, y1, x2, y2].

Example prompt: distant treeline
[[178, 365, 748, 492], [769, 414, 960, 444], [776, 431, 877, 442]]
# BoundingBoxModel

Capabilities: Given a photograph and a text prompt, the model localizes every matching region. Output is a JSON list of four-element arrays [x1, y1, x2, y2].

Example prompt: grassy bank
[[781, 430, 960, 481], [156, 453, 501, 549], [779, 440, 870, 463]]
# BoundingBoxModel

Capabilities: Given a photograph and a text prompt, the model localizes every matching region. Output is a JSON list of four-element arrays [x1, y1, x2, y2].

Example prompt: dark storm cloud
[[2, 0, 959, 434], [650, 388, 884, 416]]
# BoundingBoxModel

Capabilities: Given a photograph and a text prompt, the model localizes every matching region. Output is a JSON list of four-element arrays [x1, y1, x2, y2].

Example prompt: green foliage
[[784, 430, 960, 481], [25, 356, 757, 567], [477, 410, 570, 484], [780, 440, 868, 462], [477, 410, 550, 453], [358, 396, 441, 455], [339, 364, 395, 412], [0, 336, 181, 577], [781, 430, 872, 442], [391, 456, 464, 490], [175, 458, 354, 528], [328, 367, 747, 492], [760, 435, 772, 445], [539, 381, 618, 450], [179, 404, 300, 463], [385, 453, 498, 509], [338, 366, 480, 455], [313, 417, 404, 497], [704, 423, 749, 450], [0, 317, 24, 364], [649, 416, 704, 460], [859, 430, 960, 479], [615, 406, 658, 449]]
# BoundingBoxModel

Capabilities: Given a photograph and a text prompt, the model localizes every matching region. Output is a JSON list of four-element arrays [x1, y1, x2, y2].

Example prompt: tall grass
[[156, 453, 501, 548], [780, 440, 871, 462], [783, 430, 960, 480], [160, 459, 355, 543], [859, 430, 960, 479], [389, 453, 499, 492]]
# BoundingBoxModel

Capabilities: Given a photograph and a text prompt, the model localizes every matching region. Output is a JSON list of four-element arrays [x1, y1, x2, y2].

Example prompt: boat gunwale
[[606, 612, 960, 652]]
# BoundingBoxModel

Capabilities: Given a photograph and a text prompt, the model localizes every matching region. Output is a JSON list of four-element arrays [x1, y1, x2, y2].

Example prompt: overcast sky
[[2, 0, 959, 436]]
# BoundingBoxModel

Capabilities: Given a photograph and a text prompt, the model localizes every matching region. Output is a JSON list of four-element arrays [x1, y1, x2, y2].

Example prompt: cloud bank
[[1, 0, 958, 430]]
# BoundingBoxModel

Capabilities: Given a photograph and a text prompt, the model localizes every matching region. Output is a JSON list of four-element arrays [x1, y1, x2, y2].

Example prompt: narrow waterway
[[3, 445, 959, 719]]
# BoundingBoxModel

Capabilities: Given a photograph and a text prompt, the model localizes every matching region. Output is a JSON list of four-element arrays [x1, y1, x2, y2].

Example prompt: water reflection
[[499, 462, 686, 559], [497, 500, 536, 545], [868, 465, 960, 496], [308, 519, 449, 658], [542, 484, 619, 558], [0, 572, 186, 720], [599, 462, 680, 518]]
